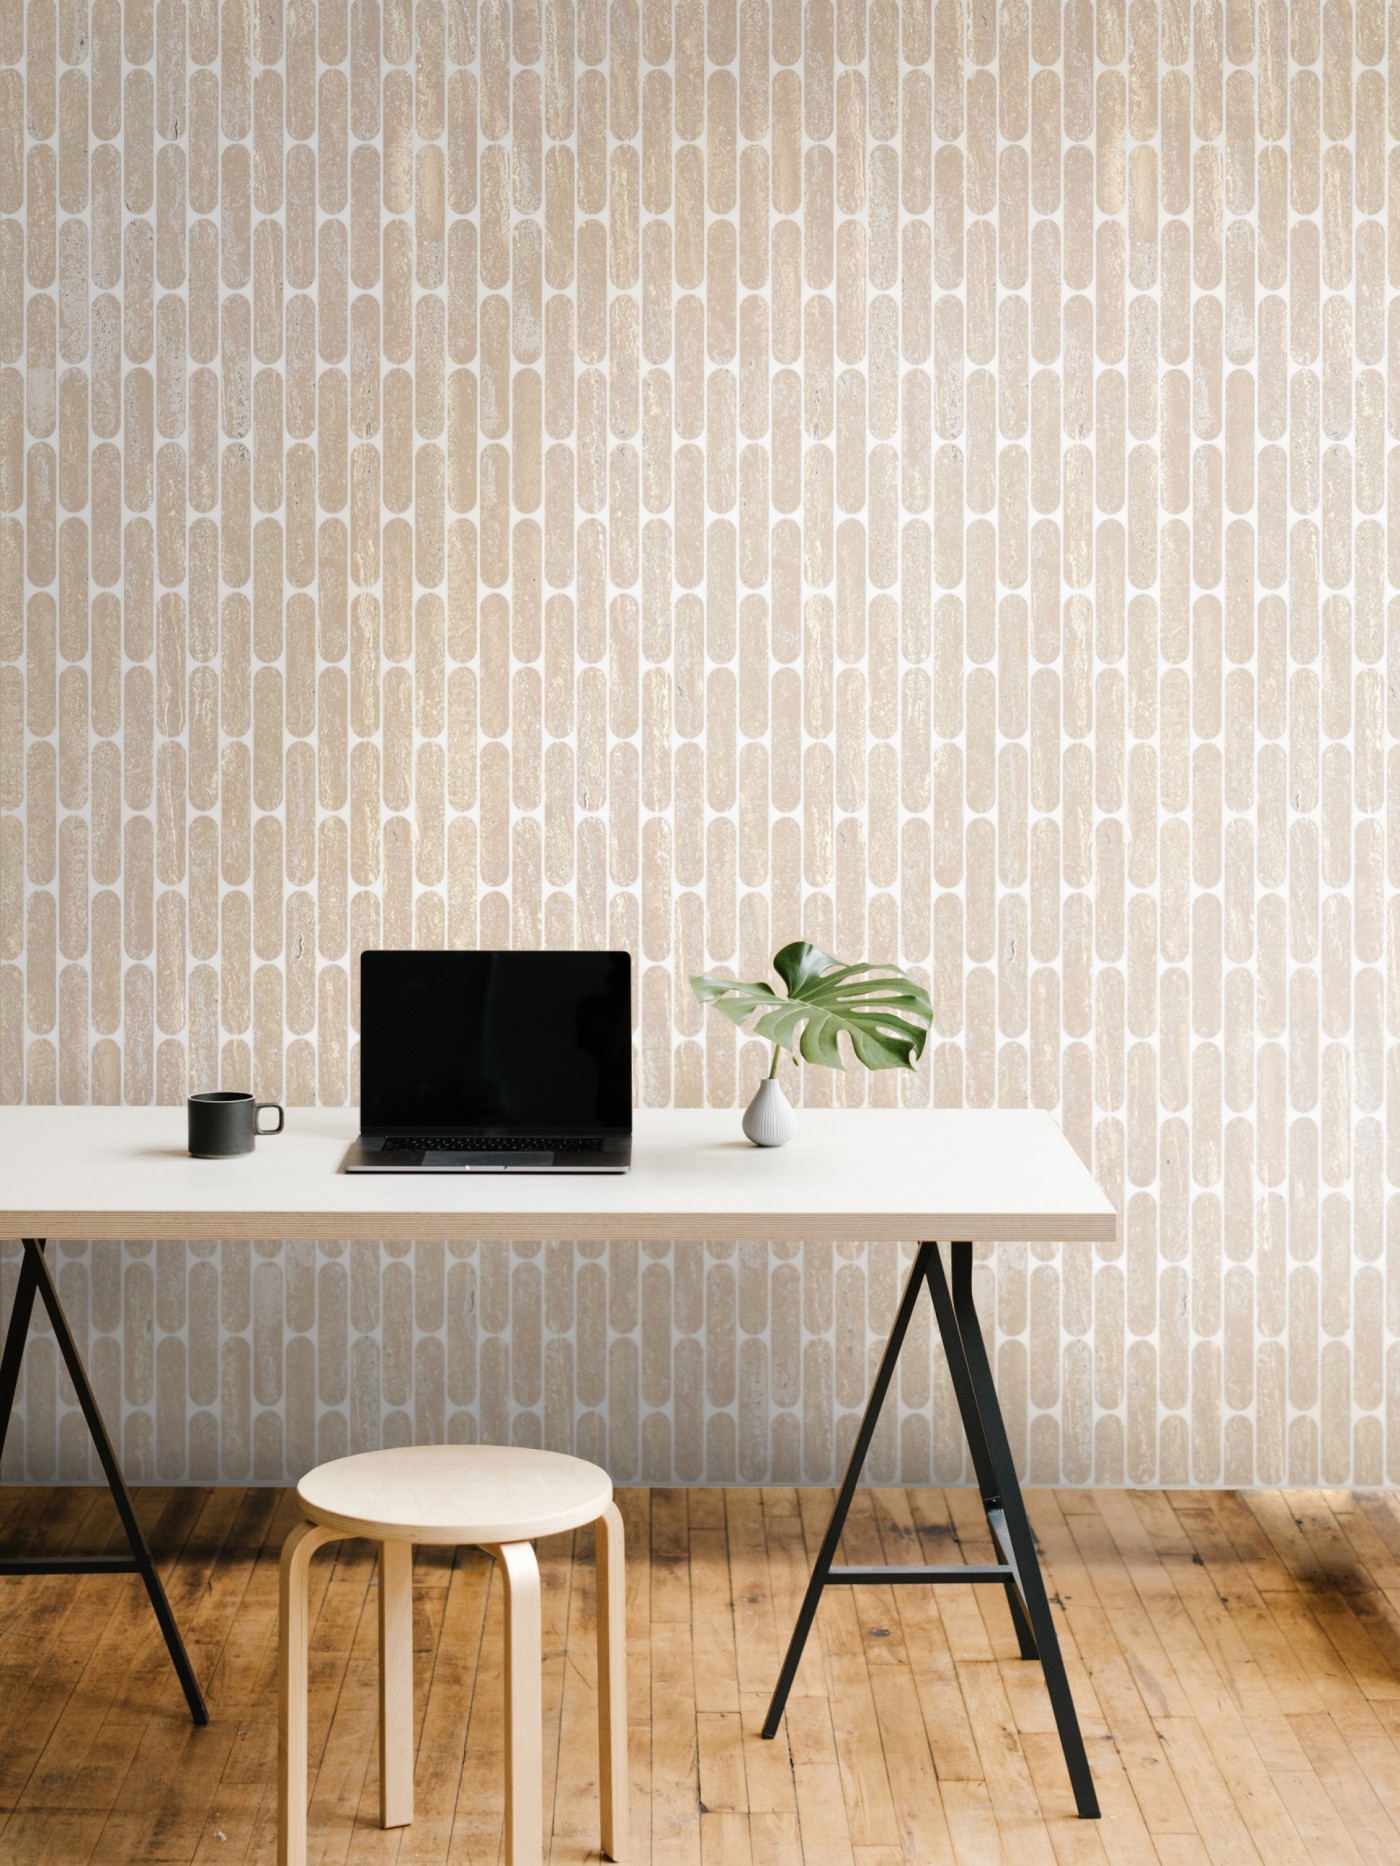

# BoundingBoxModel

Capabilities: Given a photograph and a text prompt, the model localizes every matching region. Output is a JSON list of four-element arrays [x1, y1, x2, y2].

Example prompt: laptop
[[343, 950, 633, 1172]]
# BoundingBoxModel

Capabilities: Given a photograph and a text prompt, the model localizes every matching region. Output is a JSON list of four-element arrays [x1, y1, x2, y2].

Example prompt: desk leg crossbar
[[761, 1239, 1098, 1820], [0, 1238, 208, 1724]]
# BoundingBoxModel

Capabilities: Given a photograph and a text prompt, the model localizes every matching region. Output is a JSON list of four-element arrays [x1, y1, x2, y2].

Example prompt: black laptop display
[[345, 951, 633, 1173]]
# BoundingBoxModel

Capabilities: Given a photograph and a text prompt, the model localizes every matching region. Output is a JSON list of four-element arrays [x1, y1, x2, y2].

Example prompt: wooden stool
[[278, 1444, 627, 1866]]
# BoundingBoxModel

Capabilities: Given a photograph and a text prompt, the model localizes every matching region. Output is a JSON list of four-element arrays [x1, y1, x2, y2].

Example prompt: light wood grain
[[277, 1448, 623, 1864], [493, 1539, 544, 1866], [296, 1444, 614, 1544], [377, 1538, 414, 1831], [8, 1485, 1400, 1862], [596, 1500, 629, 1862], [277, 1518, 346, 1866]]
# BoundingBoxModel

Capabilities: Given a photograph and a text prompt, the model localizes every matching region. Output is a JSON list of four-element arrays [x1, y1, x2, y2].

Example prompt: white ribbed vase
[[742, 1077, 797, 1148]]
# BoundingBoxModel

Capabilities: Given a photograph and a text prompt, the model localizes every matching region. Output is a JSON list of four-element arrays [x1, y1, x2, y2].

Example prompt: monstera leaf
[[692, 942, 931, 1072]]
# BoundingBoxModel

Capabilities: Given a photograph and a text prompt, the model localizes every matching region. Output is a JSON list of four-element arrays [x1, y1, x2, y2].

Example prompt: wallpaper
[[0, 0, 1394, 1488]]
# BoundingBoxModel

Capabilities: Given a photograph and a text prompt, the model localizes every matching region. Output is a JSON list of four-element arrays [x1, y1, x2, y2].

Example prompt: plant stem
[[768, 1042, 782, 1079]]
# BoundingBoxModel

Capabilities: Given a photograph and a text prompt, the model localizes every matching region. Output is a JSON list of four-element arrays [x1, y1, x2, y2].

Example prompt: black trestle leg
[[922, 1244, 1038, 1660], [761, 1239, 938, 1739], [0, 1244, 41, 1463], [760, 1237, 1098, 1822], [932, 1242, 1099, 1818], [0, 1240, 208, 1725]]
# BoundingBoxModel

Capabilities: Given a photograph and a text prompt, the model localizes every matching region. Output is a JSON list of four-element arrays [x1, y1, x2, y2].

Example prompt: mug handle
[[255, 1102, 285, 1135]]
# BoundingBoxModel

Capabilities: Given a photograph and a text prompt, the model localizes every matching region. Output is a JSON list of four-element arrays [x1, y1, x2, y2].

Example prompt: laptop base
[[342, 1135, 631, 1173]]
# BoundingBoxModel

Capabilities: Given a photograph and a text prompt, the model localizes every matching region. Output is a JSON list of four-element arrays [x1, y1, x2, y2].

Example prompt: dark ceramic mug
[[188, 1091, 285, 1157]]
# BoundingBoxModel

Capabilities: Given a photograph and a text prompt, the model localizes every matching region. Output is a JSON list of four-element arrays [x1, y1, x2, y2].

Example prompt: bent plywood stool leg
[[378, 1538, 415, 1828], [595, 1501, 629, 1862], [278, 1518, 347, 1866], [492, 1540, 544, 1866]]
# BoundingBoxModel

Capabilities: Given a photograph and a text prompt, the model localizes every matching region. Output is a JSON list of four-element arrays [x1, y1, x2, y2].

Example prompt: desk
[[0, 1106, 1115, 1813]]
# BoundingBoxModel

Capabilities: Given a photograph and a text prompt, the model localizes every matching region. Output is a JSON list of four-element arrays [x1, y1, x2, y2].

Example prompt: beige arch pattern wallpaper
[[0, 0, 1393, 1487]]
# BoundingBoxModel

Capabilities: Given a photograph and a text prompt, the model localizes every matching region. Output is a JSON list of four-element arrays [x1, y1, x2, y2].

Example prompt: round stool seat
[[296, 1444, 613, 1545]]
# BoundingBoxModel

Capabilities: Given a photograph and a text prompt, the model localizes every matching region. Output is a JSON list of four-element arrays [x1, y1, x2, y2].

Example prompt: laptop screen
[[359, 951, 633, 1133]]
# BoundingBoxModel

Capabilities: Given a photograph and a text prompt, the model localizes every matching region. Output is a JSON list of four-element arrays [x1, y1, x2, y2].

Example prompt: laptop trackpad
[[436, 1151, 552, 1170]]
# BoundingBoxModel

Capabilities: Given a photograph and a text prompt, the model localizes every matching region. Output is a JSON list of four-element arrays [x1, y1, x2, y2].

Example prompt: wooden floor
[[4, 1487, 1400, 1863]]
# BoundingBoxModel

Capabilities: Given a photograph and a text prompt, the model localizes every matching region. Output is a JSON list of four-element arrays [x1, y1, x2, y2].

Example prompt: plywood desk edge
[[3, 1210, 1119, 1244]]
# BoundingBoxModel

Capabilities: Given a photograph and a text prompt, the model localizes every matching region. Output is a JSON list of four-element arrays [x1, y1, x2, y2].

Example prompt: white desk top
[[0, 1107, 1115, 1246]]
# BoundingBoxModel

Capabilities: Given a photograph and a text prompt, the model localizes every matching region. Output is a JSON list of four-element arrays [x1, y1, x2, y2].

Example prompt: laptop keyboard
[[382, 1136, 605, 1153]]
